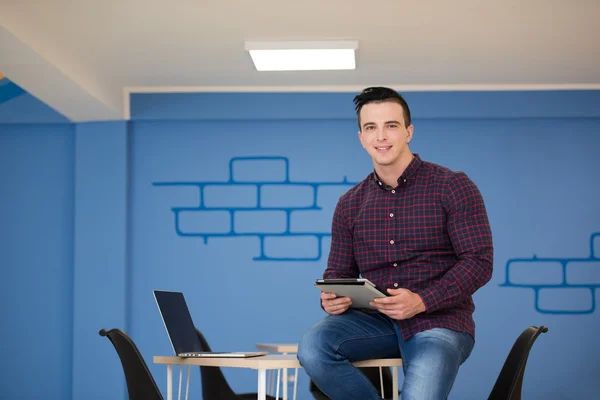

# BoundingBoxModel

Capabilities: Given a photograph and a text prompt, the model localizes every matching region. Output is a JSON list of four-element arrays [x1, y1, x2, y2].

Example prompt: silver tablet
[[315, 278, 387, 309]]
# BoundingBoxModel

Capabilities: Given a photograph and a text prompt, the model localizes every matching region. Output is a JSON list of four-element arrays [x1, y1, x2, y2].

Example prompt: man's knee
[[298, 323, 329, 368], [409, 328, 474, 366], [298, 316, 348, 369], [297, 329, 315, 367]]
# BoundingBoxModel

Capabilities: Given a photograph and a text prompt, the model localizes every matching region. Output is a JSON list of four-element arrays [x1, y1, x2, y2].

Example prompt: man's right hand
[[321, 291, 352, 315]]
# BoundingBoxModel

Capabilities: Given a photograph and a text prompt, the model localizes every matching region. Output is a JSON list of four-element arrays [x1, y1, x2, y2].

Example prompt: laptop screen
[[153, 290, 203, 354]]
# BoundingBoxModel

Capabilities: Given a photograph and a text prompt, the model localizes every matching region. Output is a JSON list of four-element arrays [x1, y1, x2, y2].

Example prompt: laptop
[[153, 290, 267, 358]]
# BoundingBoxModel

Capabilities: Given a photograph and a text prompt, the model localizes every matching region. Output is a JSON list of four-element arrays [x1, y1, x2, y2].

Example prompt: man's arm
[[323, 199, 360, 279], [417, 172, 494, 313]]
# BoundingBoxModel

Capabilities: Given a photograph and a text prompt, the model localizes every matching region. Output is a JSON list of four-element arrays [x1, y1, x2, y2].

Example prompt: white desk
[[154, 354, 402, 400]]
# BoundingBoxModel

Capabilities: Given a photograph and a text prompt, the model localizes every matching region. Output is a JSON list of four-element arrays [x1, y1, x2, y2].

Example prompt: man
[[297, 87, 493, 400]]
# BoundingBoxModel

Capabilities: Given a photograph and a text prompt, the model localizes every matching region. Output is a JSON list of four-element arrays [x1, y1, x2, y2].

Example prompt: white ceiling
[[1, 0, 599, 121]]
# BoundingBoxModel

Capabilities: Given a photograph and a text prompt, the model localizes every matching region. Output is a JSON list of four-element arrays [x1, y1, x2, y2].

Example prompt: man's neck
[[374, 152, 414, 188]]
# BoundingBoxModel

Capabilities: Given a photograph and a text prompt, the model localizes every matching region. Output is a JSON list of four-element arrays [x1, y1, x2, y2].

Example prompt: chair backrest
[[488, 325, 548, 400], [99, 328, 164, 400], [194, 328, 240, 400]]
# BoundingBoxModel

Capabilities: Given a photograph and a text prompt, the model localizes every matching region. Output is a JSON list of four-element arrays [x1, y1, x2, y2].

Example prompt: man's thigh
[[299, 309, 401, 361], [400, 328, 474, 399]]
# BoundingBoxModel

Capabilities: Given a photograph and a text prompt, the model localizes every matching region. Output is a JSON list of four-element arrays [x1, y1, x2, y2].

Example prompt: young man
[[297, 87, 493, 400]]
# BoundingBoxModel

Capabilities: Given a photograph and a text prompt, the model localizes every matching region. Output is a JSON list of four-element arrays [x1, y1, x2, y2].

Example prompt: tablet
[[315, 278, 387, 309]]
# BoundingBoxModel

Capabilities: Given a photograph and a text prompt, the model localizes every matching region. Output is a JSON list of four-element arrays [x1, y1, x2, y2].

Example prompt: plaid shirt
[[324, 154, 493, 340]]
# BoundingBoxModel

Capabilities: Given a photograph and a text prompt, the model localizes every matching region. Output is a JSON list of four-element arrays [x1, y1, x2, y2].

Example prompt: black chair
[[99, 328, 164, 400], [194, 328, 279, 400], [488, 325, 549, 400], [309, 365, 399, 400]]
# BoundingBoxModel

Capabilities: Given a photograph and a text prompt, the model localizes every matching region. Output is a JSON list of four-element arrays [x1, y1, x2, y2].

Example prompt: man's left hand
[[370, 288, 427, 320]]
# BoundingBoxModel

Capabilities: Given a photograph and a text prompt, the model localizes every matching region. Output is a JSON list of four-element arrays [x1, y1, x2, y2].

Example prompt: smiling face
[[358, 100, 414, 171]]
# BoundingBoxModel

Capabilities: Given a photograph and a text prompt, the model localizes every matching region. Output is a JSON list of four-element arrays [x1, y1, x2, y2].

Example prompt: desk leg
[[266, 367, 273, 396], [275, 369, 281, 400], [185, 365, 191, 400], [167, 365, 173, 400], [282, 352, 288, 400], [257, 368, 267, 400], [392, 366, 399, 400], [178, 365, 183, 400], [292, 368, 299, 400]]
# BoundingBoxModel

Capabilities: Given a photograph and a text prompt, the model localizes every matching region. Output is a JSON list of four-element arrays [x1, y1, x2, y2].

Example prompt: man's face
[[358, 101, 414, 168]]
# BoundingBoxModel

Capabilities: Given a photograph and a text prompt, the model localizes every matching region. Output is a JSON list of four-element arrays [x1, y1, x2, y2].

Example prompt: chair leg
[[392, 367, 399, 400], [379, 367, 384, 399]]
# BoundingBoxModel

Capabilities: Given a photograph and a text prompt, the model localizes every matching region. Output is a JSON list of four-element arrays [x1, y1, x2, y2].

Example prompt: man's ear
[[406, 125, 414, 143], [358, 130, 366, 148]]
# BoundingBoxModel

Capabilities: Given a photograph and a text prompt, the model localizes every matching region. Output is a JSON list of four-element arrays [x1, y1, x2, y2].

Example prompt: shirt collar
[[372, 153, 422, 191]]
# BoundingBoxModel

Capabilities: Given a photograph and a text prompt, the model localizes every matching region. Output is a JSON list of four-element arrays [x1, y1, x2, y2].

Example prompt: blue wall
[[0, 122, 74, 399], [71, 121, 129, 399], [1, 86, 599, 400]]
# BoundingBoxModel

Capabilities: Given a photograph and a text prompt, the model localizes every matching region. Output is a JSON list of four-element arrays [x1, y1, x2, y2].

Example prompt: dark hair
[[353, 87, 411, 129]]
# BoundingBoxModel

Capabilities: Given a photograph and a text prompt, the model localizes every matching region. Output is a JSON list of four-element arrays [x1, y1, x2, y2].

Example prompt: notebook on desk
[[153, 290, 267, 358]]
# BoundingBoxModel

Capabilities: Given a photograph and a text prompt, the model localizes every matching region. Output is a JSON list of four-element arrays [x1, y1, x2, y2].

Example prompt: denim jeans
[[297, 310, 474, 400]]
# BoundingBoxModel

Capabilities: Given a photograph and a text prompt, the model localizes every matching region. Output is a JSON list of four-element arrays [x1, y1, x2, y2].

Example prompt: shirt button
[[393, 283, 398, 288], [378, 181, 382, 185], [393, 263, 398, 267], [389, 240, 395, 244], [403, 179, 407, 183], [389, 213, 394, 217], [391, 190, 396, 194]]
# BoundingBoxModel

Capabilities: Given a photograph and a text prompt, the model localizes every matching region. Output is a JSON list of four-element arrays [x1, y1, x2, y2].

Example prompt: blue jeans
[[297, 310, 474, 400]]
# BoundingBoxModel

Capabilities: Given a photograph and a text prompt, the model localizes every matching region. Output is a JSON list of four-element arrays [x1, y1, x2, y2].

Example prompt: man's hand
[[369, 288, 426, 320], [321, 291, 352, 315]]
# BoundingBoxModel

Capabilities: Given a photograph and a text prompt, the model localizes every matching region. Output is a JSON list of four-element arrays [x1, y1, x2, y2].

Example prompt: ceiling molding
[[125, 83, 600, 93], [123, 84, 600, 120]]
